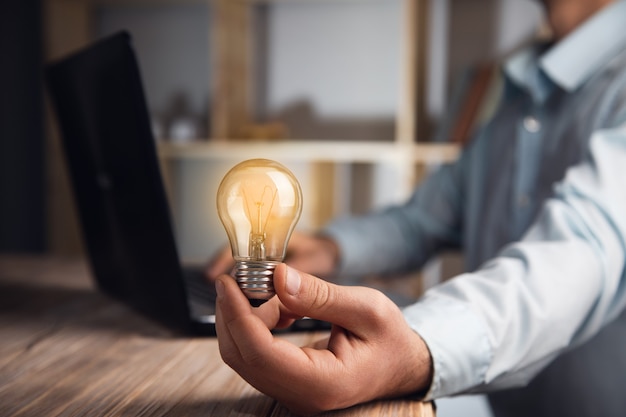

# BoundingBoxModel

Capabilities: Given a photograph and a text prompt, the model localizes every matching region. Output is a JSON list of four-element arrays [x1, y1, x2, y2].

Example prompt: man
[[209, 0, 626, 415]]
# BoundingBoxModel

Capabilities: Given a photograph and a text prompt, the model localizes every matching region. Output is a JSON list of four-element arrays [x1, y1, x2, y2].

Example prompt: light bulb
[[216, 159, 303, 307]]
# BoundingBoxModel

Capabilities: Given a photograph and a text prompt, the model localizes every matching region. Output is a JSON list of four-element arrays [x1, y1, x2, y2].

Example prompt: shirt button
[[523, 116, 541, 133], [519, 194, 530, 207]]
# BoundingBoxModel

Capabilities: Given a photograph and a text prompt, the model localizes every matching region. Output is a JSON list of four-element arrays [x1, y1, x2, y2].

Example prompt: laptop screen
[[46, 31, 194, 333]]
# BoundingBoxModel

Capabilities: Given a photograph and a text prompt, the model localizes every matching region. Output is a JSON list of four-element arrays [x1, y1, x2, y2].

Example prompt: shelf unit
[[158, 141, 458, 164], [210, 0, 430, 143], [44, 0, 461, 259], [157, 140, 458, 261], [158, 140, 458, 227]]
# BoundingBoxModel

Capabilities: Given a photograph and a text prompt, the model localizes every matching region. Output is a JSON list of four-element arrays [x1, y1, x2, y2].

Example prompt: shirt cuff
[[402, 291, 493, 399], [322, 215, 409, 280], [320, 219, 366, 280]]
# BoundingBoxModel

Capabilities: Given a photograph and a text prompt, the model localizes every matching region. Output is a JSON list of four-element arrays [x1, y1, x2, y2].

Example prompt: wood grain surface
[[0, 256, 434, 417]]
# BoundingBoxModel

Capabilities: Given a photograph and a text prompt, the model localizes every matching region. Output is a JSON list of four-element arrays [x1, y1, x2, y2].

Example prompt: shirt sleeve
[[404, 124, 626, 399], [322, 155, 467, 280]]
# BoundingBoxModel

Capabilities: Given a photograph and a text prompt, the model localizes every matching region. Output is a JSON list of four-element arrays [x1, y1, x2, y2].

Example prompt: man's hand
[[205, 244, 234, 281], [215, 264, 433, 416], [206, 232, 340, 281]]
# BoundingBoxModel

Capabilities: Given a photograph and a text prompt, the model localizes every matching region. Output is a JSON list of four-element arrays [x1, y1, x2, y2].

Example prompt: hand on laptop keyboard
[[205, 231, 340, 282]]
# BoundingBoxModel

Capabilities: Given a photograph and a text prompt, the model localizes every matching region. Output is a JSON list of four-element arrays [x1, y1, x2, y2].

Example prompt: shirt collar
[[505, 0, 626, 94]]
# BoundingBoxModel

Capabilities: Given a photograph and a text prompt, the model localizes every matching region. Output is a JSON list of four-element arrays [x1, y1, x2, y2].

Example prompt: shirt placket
[[513, 101, 544, 238]]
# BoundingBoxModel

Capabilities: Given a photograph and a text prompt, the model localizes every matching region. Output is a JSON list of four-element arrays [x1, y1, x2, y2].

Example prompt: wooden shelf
[[93, 0, 370, 5], [92, 0, 207, 6], [245, 0, 386, 4], [157, 140, 459, 164]]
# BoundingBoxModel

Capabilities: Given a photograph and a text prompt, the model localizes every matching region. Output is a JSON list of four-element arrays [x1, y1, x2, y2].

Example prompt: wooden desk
[[0, 256, 435, 417]]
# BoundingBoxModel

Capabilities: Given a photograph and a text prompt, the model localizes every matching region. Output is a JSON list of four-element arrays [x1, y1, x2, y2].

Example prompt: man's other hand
[[206, 232, 340, 281]]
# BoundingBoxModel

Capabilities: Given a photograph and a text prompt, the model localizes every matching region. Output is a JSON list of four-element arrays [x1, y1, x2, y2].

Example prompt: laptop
[[45, 31, 327, 336]]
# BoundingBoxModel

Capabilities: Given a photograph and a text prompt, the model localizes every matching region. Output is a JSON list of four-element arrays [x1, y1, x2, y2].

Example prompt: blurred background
[[1, 0, 545, 255], [0, 1, 545, 414]]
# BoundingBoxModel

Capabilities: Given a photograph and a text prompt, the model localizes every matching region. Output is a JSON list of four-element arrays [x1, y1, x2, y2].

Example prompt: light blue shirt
[[324, 1, 626, 415]]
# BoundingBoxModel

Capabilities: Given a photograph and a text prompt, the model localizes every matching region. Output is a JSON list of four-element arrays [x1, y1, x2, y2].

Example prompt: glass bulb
[[216, 159, 303, 307]]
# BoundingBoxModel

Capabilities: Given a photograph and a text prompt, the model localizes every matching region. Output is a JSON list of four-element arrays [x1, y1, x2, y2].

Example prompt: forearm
[[404, 128, 626, 398], [405, 237, 622, 398], [323, 162, 465, 280]]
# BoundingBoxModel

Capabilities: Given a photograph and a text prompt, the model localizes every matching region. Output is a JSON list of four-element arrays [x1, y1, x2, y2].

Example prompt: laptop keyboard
[[183, 267, 217, 315], [182, 266, 331, 331]]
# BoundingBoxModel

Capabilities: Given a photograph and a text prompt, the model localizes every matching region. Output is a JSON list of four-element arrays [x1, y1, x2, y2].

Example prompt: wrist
[[319, 236, 340, 270], [312, 233, 341, 279], [403, 330, 435, 399], [413, 332, 435, 399]]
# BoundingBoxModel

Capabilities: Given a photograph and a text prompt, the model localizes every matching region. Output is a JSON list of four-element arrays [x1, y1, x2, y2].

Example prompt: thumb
[[273, 263, 391, 335]]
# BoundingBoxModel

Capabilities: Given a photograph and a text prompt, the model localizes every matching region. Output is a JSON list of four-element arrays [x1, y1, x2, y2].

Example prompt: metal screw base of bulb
[[234, 260, 279, 307]]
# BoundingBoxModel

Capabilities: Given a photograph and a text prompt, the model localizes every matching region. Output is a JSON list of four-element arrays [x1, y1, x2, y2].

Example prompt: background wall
[[0, 0, 544, 255], [96, 0, 543, 143], [96, 3, 210, 137], [258, 0, 402, 141]]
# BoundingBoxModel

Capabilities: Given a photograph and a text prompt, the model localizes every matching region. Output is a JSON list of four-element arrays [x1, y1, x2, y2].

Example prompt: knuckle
[[307, 279, 334, 312], [219, 347, 238, 367], [364, 289, 399, 326]]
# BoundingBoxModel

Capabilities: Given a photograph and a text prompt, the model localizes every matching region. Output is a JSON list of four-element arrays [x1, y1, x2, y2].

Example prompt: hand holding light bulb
[[214, 264, 434, 415], [216, 159, 303, 307]]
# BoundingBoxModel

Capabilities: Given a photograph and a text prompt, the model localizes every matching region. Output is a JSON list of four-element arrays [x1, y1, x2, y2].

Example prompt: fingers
[[205, 245, 234, 281], [215, 269, 434, 415], [206, 233, 340, 282], [272, 264, 395, 338], [215, 275, 305, 364], [215, 276, 285, 366], [215, 274, 341, 415], [284, 233, 339, 278]]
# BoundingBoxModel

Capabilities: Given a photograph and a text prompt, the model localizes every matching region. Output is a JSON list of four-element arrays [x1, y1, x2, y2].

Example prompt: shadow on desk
[[0, 281, 175, 339]]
